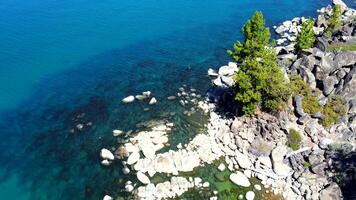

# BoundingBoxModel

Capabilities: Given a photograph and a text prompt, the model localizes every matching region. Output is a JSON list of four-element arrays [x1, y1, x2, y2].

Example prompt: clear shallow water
[[0, 0, 355, 199]]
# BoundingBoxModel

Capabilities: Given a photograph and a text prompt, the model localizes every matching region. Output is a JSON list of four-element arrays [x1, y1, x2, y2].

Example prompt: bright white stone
[[254, 184, 262, 191], [103, 195, 113, 200], [246, 191, 255, 200], [229, 172, 251, 187], [127, 152, 140, 165], [142, 91, 151, 97], [122, 95, 135, 103], [137, 171, 151, 184], [235, 151, 252, 169], [113, 129, 123, 136], [218, 163, 226, 171], [101, 159, 110, 166], [149, 97, 157, 105], [125, 184, 134, 192], [100, 148, 115, 160]]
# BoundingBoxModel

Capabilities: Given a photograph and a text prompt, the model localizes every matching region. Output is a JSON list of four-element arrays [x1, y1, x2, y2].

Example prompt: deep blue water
[[0, 0, 355, 199]]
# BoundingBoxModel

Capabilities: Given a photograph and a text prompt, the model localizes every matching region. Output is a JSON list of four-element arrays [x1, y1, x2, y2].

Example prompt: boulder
[[125, 184, 134, 192], [221, 76, 234, 87], [333, 52, 356, 69], [101, 159, 110, 166], [149, 97, 157, 105], [208, 68, 219, 77], [137, 171, 151, 184], [245, 191, 255, 200], [229, 172, 251, 187], [127, 152, 140, 165], [112, 129, 123, 137], [100, 148, 115, 160], [320, 182, 343, 200], [103, 195, 113, 200], [135, 94, 148, 100], [271, 145, 288, 163], [235, 151, 252, 169], [142, 91, 151, 97], [218, 163, 226, 171], [294, 96, 306, 117], [273, 162, 292, 176], [122, 95, 135, 103], [218, 65, 237, 76], [323, 76, 338, 96]]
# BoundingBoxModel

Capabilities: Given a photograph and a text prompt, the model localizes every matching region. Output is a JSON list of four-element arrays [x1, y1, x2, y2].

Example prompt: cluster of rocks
[[208, 62, 238, 88], [101, 1, 355, 200], [275, 1, 356, 143], [135, 176, 212, 199], [122, 91, 157, 105]]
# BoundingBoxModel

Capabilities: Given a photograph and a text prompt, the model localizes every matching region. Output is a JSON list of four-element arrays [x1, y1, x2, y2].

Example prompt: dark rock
[[315, 37, 329, 51], [320, 182, 343, 200], [336, 67, 356, 102]]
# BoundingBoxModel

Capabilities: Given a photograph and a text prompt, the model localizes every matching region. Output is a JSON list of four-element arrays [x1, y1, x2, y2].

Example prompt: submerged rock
[[149, 97, 157, 105], [122, 95, 135, 103], [103, 195, 113, 200]]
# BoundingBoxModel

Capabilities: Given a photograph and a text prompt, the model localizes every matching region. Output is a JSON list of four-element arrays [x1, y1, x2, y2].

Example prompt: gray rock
[[333, 52, 356, 69], [323, 76, 338, 96], [315, 37, 329, 51], [294, 96, 306, 117], [320, 182, 343, 200], [299, 66, 316, 89], [316, 14, 328, 28]]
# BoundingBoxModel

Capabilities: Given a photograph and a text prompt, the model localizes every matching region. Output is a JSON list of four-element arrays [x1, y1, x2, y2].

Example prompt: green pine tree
[[295, 19, 315, 51], [325, 4, 342, 37], [229, 11, 290, 116]]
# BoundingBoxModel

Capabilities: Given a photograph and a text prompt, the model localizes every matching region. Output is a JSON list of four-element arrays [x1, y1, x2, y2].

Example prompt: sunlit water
[[0, 0, 354, 199]]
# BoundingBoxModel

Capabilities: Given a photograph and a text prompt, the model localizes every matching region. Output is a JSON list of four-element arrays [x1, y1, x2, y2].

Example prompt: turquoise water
[[0, 0, 354, 199]]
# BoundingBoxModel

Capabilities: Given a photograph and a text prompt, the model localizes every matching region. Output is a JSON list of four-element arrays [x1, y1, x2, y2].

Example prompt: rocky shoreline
[[102, 1, 355, 199]]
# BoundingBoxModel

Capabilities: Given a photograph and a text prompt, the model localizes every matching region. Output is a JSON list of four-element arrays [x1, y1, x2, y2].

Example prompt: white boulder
[[235, 151, 252, 169], [103, 195, 113, 200], [246, 191, 255, 200], [127, 152, 140, 165], [149, 97, 157, 105], [100, 148, 115, 160], [113, 129, 123, 137], [229, 171, 251, 187], [137, 171, 151, 184], [218, 163, 226, 171], [122, 95, 135, 103]]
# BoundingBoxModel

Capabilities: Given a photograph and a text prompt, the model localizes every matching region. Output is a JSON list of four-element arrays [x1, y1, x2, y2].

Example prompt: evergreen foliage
[[325, 4, 342, 37], [229, 11, 290, 116], [295, 19, 315, 51], [320, 96, 347, 127]]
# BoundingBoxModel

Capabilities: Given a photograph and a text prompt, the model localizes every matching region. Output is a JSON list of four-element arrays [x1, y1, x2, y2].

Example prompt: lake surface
[[0, 0, 354, 199]]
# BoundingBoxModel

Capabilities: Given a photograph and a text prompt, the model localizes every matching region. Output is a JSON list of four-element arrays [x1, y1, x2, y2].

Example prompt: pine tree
[[229, 11, 290, 116], [228, 11, 271, 62], [295, 19, 315, 51], [325, 4, 342, 37]]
